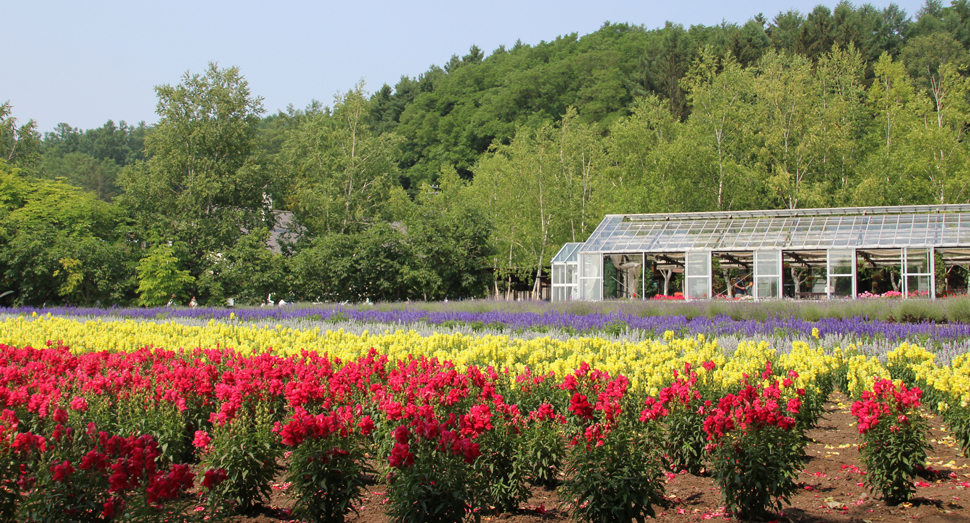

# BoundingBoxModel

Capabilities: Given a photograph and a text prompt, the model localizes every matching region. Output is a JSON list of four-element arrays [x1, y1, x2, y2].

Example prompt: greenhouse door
[[826, 249, 856, 298], [902, 248, 934, 299], [685, 251, 711, 300], [579, 254, 603, 301], [754, 250, 782, 299]]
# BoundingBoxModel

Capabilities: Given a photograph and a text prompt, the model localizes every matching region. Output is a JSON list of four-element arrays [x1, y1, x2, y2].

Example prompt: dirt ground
[[230, 393, 970, 522]]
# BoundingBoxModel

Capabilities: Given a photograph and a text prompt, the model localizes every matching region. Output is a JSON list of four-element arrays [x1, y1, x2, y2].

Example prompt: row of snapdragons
[[0, 315, 966, 521], [0, 315, 860, 395]]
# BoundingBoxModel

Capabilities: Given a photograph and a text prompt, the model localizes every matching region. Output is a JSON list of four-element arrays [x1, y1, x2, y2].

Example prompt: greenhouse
[[551, 204, 970, 301]]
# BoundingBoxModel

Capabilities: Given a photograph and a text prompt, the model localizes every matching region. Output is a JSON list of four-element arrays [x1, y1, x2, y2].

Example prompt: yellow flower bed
[[1, 315, 958, 400]]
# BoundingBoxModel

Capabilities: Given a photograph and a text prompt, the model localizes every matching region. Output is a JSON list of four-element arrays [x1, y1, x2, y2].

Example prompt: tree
[[278, 82, 401, 238], [901, 32, 970, 125], [473, 109, 604, 297], [404, 166, 495, 300], [0, 101, 40, 170], [197, 227, 286, 305], [135, 245, 195, 307], [754, 51, 826, 209], [681, 48, 759, 211], [40, 152, 122, 201], [604, 94, 685, 214], [118, 63, 271, 261], [0, 160, 136, 306], [636, 22, 696, 118], [854, 53, 922, 205]]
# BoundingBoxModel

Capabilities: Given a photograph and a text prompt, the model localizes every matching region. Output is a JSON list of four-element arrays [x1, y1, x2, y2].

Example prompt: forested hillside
[[3, 1, 970, 306]]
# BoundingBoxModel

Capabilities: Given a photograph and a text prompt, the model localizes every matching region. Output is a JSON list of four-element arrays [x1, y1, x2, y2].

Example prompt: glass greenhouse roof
[[552, 243, 584, 264], [579, 205, 970, 254]]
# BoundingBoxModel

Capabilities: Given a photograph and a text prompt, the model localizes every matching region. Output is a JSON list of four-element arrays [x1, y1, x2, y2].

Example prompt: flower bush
[[276, 405, 374, 523], [384, 418, 483, 523], [703, 363, 807, 519], [560, 364, 667, 523], [647, 361, 717, 474], [198, 400, 282, 512], [851, 378, 931, 504]]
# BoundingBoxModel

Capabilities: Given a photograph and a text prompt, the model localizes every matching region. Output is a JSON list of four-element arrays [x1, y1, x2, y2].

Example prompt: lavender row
[[7, 303, 970, 343]]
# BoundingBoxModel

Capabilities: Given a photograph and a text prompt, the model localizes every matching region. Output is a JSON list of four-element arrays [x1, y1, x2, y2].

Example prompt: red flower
[[388, 442, 414, 469], [202, 468, 227, 490], [569, 393, 594, 420], [358, 415, 375, 436], [51, 460, 74, 482], [103, 498, 122, 519], [192, 430, 212, 450], [70, 396, 88, 412]]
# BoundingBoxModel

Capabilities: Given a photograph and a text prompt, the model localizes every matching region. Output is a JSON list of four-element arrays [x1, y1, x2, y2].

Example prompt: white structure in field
[[552, 205, 970, 301]]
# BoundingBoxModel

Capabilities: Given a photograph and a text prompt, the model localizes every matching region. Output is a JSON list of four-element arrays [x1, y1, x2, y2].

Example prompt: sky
[[4, 0, 931, 133]]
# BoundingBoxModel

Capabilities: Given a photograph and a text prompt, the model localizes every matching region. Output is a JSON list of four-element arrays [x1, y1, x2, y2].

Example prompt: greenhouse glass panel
[[755, 251, 781, 276], [831, 276, 854, 297], [829, 249, 854, 275], [685, 251, 711, 300], [757, 278, 780, 299], [906, 275, 931, 297], [687, 278, 710, 300], [687, 251, 710, 276], [906, 249, 930, 273]]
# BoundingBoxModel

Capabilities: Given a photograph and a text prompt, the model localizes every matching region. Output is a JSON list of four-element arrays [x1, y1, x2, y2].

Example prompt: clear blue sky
[[4, 0, 929, 133]]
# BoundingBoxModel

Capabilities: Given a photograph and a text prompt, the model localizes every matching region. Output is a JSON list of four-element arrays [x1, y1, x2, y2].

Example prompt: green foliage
[[560, 416, 666, 523], [118, 63, 272, 263], [0, 166, 136, 306], [385, 435, 482, 523], [198, 228, 286, 305], [284, 427, 374, 523], [854, 387, 931, 505], [278, 83, 401, 237], [708, 424, 807, 519], [136, 245, 195, 307], [200, 402, 282, 512], [0, 101, 41, 170], [470, 413, 530, 512]]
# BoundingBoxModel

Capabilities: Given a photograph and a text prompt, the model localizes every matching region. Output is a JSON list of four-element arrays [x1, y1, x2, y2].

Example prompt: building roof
[[579, 205, 970, 255]]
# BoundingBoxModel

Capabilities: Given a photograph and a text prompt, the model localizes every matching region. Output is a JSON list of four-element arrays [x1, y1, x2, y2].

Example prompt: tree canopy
[[9, 1, 970, 305]]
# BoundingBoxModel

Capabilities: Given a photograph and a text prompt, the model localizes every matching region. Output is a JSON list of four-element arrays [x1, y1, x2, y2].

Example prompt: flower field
[[0, 311, 968, 522]]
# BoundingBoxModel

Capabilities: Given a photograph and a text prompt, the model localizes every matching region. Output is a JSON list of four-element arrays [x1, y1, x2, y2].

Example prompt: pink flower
[[69, 396, 88, 412], [192, 430, 212, 450]]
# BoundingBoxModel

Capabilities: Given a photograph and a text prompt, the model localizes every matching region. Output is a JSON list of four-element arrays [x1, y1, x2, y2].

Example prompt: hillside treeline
[[3, 1, 970, 306]]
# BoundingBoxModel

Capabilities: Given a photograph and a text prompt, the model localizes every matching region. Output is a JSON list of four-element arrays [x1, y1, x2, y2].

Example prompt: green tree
[[812, 44, 869, 206], [754, 51, 827, 209], [603, 95, 685, 214], [0, 101, 40, 170], [40, 152, 122, 201], [854, 53, 922, 205], [136, 244, 195, 307], [404, 166, 495, 300], [118, 63, 272, 262], [278, 82, 401, 238], [0, 160, 136, 306], [198, 228, 286, 305], [473, 109, 604, 297], [681, 48, 759, 211]]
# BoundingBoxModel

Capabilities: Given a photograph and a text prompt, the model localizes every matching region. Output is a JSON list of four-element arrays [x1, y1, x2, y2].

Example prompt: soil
[[229, 393, 970, 523]]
